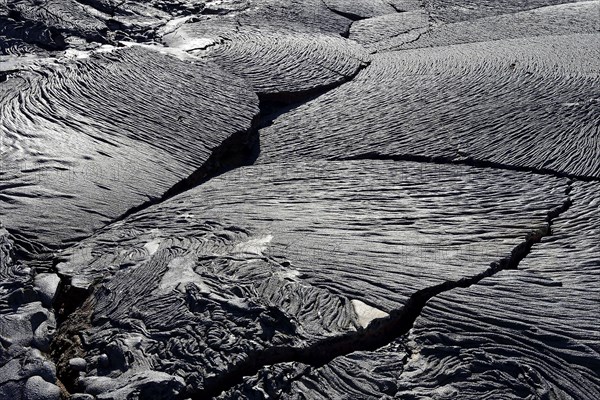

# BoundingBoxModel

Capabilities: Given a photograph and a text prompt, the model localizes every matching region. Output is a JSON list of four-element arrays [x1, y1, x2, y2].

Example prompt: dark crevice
[[258, 83, 347, 114], [323, 6, 368, 22], [258, 61, 370, 128], [13, 54, 370, 263], [50, 274, 96, 396], [258, 90, 332, 129], [51, 281, 97, 398], [70, 53, 371, 241], [110, 114, 261, 225], [333, 152, 600, 182], [318, 0, 364, 39], [52, 275, 94, 326], [340, 26, 351, 39], [387, 2, 409, 13], [187, 193, 572, 398]]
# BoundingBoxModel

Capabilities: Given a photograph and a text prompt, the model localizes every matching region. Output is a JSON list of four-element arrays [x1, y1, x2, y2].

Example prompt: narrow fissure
[[111, 114, 261, 225], [317, 0, 361, 38], [35, 58, 373, 260], [186, 191, 573, 398], [81, 61, 372, 233], [387, 2, 408, 13], [258, 61, 370, 127], [51, 283, 97, 398], [320, 2, 368, 22], [335, 152, 600, 182]]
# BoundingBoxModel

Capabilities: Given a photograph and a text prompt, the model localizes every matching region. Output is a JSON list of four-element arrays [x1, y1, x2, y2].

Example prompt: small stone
[[33, 320, 56, 352], [70, 394, 95, 400], [34, 273, 61, 307], [0, 359, 22, 385], [23, 375, 60, 400], [68, 357, 87, 372], [0, 302, 48, 348]]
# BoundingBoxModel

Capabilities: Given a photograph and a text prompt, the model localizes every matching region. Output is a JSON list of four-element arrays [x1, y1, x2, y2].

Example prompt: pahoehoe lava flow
[[46, 160, 571, 398], [191, 191, 573, 399], [2, 0, 600, 399]]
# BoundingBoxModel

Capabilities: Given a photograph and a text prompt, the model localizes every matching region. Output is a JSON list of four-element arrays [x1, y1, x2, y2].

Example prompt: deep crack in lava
[[189, 191, 573, 398]]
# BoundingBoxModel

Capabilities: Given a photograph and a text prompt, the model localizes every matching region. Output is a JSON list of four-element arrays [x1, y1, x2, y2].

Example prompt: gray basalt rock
[[424, 0, 585, 23], [23, 375, 61, 400], [0, 348, 60, 400], [236, 181, 600, 400], [34, 273, 61, 307], [70, 395, 95, 400], [164, 20, 369, 102], [2, 1, 599, 399], [52, 160, 569, 398], [0, 46, 259, 253], [349, 2, 599, 52], [393, 2, 600, 51], [68, 357, 87, 372], [258, 33, 600, 179], [0, 228, 60, 399], [394, 182, 600, 398]]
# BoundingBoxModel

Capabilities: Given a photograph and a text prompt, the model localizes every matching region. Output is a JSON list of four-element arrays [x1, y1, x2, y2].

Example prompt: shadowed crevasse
[[257, 60, 371, 127], [109, 112, 261, 226]]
